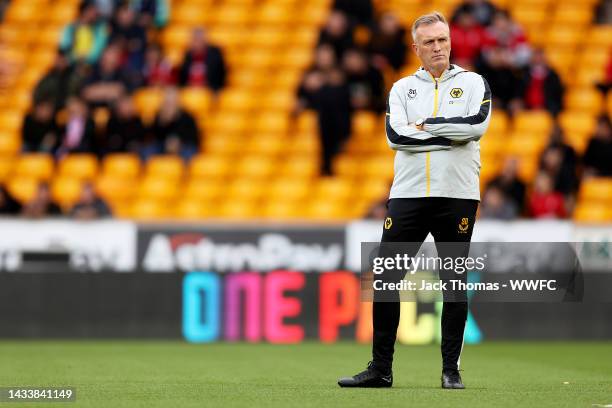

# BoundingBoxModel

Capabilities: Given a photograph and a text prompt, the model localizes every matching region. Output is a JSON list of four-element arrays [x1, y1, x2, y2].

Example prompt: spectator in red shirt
[[528, 172, 566, 219], [179, 28, 226, 93], [478, 11, 531, 110], [450, 7, 485, 69], [515, 49, 564, 116]]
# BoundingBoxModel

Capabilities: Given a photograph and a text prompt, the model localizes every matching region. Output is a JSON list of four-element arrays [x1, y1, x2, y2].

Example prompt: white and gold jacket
[[386, 64, 492, 201]]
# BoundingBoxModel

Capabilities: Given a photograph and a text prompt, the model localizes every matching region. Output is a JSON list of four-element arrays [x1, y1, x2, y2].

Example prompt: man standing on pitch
[[338, 11, 491, 389]]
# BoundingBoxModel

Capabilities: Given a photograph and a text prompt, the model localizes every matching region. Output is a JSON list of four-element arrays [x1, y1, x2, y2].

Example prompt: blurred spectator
[[82, 44, 132, 107], [70, 182, 111, 219], [296, 46, 351, 176], [583, 115, 612, 177], [143, 43, 177, 86], [538, 125, 578, 195], [452, 0, 498, 27], [478, 11, 530, 110], [450, 6, 485, 68], [21, 182, 62, 218], [528, 172, 566, 219], [515, 49, 564, 116], [368, 13, 407, 72], [149, 87, 200, 161], [179, 28, 226, 93], [487, 158, 526, 213], [133, 0, 169, 29], [93, 0, 114, 19], [22, 99, 58, 153], [110, 3, 148, 73], [59, 2, 108, 64], [0, 186, 21, 215], [104, 95, 145, 154], [318, 11, 354, 61], [343, 48, 385, 112], [55, 97, 97, 158], [33, 51, 85, 111], [480, 185, 518, 220], [332, 0, 374, 26]]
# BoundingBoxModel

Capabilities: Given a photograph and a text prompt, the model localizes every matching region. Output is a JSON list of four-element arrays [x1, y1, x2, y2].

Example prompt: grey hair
[[411, 11, 448, 40]]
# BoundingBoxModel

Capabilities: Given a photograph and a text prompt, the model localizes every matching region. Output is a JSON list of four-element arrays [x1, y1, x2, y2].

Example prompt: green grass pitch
[[0, 341, 610, 407]]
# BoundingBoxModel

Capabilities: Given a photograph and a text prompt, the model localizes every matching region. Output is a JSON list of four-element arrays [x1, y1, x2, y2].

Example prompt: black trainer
[[441, 369, 465, 389], [338, 362, 393, 388]]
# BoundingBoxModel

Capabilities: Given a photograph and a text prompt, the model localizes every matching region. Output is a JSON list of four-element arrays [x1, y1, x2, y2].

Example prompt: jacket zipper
[[426, 78, 439, 196]]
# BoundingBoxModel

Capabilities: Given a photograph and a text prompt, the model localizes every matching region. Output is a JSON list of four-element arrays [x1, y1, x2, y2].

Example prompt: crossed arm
[[386, 76, 492, 153]]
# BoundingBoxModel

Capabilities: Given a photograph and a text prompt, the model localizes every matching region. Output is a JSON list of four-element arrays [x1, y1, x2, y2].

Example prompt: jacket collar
[[414, 64, 466, 82]]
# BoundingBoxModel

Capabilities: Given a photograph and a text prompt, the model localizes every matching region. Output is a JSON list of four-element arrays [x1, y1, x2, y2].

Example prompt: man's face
[[413, 21, 451, 74]]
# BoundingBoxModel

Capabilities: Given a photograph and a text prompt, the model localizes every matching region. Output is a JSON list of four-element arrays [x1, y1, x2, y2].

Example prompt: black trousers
[[372, 197, 479, 374]]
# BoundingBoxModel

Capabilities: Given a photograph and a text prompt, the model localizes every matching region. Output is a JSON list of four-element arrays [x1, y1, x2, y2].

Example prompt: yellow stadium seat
[[358, 178, 390, 202], [281, 155, 319, 178], [247, 28, 286, 48], [129, 198, 169, 220], [218, 90, 256, 112], [256, 4, 294, 25], [510, 7, 547, 26], [174, 199, 218, 219], [0, 134, 21, 155], [146, 155, 185, 180], [291, 27, 318, 47], [36, 24, 64, 48], [588, 26, 612, 47], [102, 154, 141, 179], [183, 179, 224, 201], [314, 178, 354, 201], [48, 3, 79, 25], [487, 111, 509, 134], [160, 26, 192, 52], [268, 178, 311, 201], [546, 27, 582, 48], [4, 3, 41, 24], [14, 154, 54, 180], [295, 5, 328, 25], [7, 176, 38, 203], [578, 178, 612, 203], [513, 110, 553, 134], [272, 69, 302, 90], [95, 174, 135, 203], [51, 177, 83, 209], [572, 66, 606, 87], [246, 137, 285, 156], [352, 111, 378, 136], [228, 180, 264, 201], [516, 157, 540, 182], [333, 156, 360, 178], [180, 87, 212, 116], [171, 3, 211, 26], [211, 5, 251, 26], [363, 156, 394, 179], [189, 155, 231, 179], [236, 157, 275, 178], [296, 111, 318, 133], [259, 91, 295, 111], [229, 70, 268, 89], [253, 113, 290, 135], [565, 88, 604, 114], [558, 112, 597, 139], [0, 25, 31, 46], [574, 204, 612, 222], [0, 110, 23, 133], [480, 137, 505, 156], [306, 199, 350, 220], [218, 200, 260, 219], [505, 136, 546, 157], [133, 88, 163, 123], [279, 49, 313, 69], [58, 154, 98, 180], [137, 177, 179, 201], [0, 156, 15, 182], [262, 201, 304, 220], [553, 6, 593, 25], [204, 137, 241, 155]]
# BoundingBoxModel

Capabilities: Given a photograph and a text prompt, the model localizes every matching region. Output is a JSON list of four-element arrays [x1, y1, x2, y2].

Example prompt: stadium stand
[[0, 0, 610, 221]]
